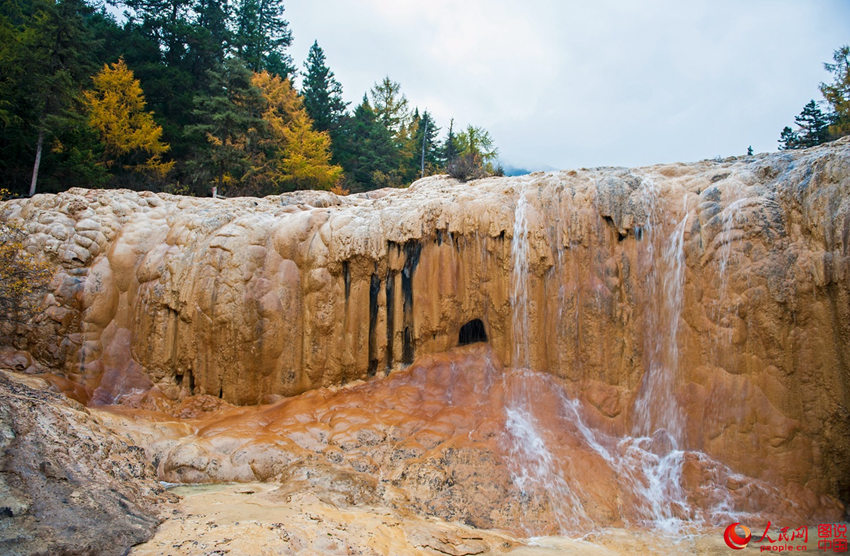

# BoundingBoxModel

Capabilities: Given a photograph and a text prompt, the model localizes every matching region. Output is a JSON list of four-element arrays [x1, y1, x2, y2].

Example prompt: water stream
[[502, 182, 757, 534]]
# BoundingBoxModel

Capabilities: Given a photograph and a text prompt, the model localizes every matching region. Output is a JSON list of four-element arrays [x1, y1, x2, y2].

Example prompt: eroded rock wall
[[1, 138, 849, 507]]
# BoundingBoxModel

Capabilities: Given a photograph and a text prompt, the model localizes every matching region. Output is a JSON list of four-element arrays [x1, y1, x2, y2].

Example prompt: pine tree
[[441, 118, 458, 169], [795, 100, 831, 148], [369, 76, 409, 138], [416, 110, 441, 176], [186, 57, 265, 194], [234, 0, 293, 78], [777, 101, 830, 150], [0, 0, 99, 195], [778, 126, 799, 150], [84, 59, 172, 177], [404, 109, 440, 180], [820, 45, 850, 137], [747, 145, 753, 156], [300, 41, 347, 135], [252, 70, 341, 191], [335, 96, 401, 191]]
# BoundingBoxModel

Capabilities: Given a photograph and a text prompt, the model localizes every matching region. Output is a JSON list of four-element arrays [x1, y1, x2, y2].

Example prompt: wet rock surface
[[99, 345, 843, 538], [0, 139, 849, 543], [0, 371, 171, 555]]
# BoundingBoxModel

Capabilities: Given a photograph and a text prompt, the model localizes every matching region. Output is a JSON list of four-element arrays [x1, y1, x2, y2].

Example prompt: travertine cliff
[[1, 138, 849, 512]]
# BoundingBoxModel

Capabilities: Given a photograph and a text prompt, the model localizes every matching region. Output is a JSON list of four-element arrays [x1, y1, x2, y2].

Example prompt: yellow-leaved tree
[[251, 71, 342, 191], [84, 59, 173, 178]]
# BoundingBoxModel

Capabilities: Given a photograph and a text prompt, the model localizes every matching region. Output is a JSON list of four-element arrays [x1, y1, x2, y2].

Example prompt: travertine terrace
[[1, 139, 849, 552]]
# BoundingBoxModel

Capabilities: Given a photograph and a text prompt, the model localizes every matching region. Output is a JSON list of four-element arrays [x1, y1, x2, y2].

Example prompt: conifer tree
[[335, 96, 401, 191], [820, 45, 850, 137], [441, 118, 458, 168], [414, 110, 440, 176], [778, 126, 799, 150], [300, 41, 347, 135], [234, 0, 294, 77], [84, 59, 173, 177], [252, 70, 341, 191], [187, 57, 265, 194], [0, 0, 98, 195], [779, 100, 830, 150], [369, 76, 409, 138], [794, 100, 831, 147]]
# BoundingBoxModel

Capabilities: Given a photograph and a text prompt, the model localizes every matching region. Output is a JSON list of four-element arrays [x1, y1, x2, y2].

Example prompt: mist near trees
[[0, 0, 500, 197]]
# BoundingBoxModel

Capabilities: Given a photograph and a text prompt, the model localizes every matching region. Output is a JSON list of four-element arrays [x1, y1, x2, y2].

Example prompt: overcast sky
[[285, 1, 849, 171]]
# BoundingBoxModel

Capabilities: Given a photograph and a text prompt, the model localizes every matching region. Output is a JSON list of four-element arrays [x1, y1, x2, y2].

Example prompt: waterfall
[[713, 197, 747, 354], [505, 182, 589, 533], [501, 182, 770, 534], [632, 191, 690, 448], [511, 182, 531, 369]]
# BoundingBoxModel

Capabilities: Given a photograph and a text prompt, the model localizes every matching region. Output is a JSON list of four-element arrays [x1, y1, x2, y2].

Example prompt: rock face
[[0, 371, 170, 555], [1, 138, 849, 516], [100, 345, 844, 537]]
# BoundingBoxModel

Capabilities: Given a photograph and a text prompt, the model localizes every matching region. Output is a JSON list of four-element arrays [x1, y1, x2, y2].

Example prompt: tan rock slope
[[1, 138, 849, 518], [0, 371, 170, 555]]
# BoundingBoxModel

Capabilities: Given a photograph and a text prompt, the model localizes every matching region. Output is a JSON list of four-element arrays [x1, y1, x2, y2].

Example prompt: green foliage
[[778, 100, 831, 150], [0, 0, 104, 194], [778, 126, 798, 150], [234, 0, 293, 77], [0, 0, 499, 196], [369, 76, 410, 138], [335, 97, 402, 192], [186, 57, 265, 195], [779, 44, 850, 149], [301, 41, 347, 135], [820, 45, 850, 137]]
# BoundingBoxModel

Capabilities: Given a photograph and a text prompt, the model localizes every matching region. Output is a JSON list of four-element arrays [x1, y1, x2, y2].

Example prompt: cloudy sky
[[285, 1, 849, 171]]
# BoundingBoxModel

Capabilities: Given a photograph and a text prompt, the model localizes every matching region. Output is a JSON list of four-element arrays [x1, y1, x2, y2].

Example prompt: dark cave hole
[[458, 319, 488, 345]]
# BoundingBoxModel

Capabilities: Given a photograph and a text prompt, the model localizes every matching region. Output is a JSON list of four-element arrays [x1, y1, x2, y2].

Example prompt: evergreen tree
[[335, 96, 401, 191], [415, 110, 441, 176], [0, 0, 101, 195], [369, 76, 409, 138], [779, 100, 831, 150], [234, 0, 293, 77], [186, 57, 265, 195], [778, 126, 799, 150], [747, 145, 753, 156], [84, 59, 172, 178], [820, 45, 850, 137], [300, 41, 347, 135], [441, 118, 458, 168]]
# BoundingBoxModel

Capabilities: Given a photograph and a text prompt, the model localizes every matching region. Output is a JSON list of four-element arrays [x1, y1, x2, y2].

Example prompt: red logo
[[724, 523, 752, 550]]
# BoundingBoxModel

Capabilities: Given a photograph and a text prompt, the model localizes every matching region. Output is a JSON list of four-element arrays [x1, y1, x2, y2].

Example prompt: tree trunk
[[29, 128, 44, 197]]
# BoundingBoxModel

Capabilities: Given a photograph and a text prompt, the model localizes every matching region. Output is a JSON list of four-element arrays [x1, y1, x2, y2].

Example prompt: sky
[[284, 0, 850, 171]]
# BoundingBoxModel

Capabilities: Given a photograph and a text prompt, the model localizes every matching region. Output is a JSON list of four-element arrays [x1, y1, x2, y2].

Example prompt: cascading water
[[505, 181, 590, 533], [502, 181, 784, 535], [511, 182, 531, 369], [712, 196, 747, 354], [632, 192, 690, 446]]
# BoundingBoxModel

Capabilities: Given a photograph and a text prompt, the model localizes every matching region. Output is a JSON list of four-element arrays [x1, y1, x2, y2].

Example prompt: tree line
[[778, 45, 850, 150], [0, 0, 500, 198]]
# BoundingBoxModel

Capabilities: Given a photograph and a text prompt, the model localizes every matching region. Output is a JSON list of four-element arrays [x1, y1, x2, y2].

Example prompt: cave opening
[[458, 319, 488, 345]]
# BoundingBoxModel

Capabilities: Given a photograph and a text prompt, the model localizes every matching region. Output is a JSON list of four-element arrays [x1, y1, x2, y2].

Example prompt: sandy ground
[[131, 483, 818, 555]]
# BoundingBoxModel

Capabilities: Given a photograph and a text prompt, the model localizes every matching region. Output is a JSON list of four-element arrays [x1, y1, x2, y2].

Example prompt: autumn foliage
[[84, 59, 173, 177], [252, 71, 341, 191]]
